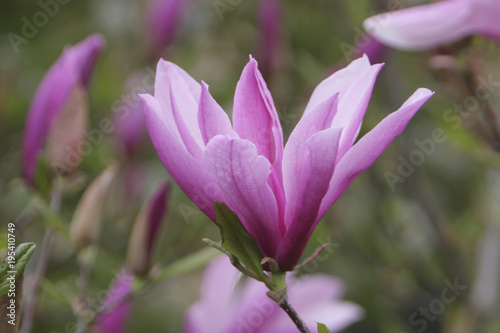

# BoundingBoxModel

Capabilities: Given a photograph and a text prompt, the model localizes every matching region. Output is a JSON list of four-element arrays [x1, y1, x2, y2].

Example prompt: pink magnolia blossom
[[140, 55, 433, 270], [95, 270, 134, 333], [22, 34, 105, 184], [364, 0, 500, 51], [184, 256, 363, 333]]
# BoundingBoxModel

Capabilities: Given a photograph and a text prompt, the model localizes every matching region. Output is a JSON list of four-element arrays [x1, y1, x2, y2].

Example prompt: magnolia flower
[[364, 0, 500, 51], [146, 0, 187, 58], [94, 270, 134, 333], [22, 34, 105, 185], [184, 256, 363, 333], [140, 55, 433, 270]]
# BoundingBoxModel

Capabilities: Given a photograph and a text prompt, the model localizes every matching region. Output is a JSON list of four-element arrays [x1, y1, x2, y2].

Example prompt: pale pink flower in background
[[22, 34, 105, 185], [364, 0, 500, 51], [95, 270, 134, 333], [184, 256, 363, 333], [140, 55, 433, 270]]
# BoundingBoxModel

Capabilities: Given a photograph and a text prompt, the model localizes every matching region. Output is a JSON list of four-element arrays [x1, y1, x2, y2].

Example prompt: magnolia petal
[[141, 94, 224, 221], [45, 83, 88, 175], [363, 0, 500, 51], [198, 82, 236, 145], [283, 93, 338, 225], [277, 127, 342, 270], [232, 57, 284, 167], [168, 66, 205, 149], [70, 34, 106, 88], [334, 63, 384, 160], [153, 59, 201, 140], [170, 82, 204, 161], [204, 135, 281, 257], [304, 55, 372, 115], [319, 88, 434, 218], [232, 57, 286, 228]]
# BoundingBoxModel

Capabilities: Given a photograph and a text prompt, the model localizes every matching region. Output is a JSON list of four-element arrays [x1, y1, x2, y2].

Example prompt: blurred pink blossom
[[95, 269, 134, 333], [364, 0, 500, 51], [184, 256, 363, 333]]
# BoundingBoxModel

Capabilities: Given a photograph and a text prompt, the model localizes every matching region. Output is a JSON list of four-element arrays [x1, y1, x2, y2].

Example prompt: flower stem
[[20, 184, 62, 333], [267, 290, 310, 333]]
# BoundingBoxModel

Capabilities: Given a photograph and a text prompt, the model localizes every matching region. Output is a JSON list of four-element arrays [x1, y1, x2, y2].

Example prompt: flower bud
[[126, 182, 170, 276], [22, 34, 105, 186], [70, 164, 117, 249]]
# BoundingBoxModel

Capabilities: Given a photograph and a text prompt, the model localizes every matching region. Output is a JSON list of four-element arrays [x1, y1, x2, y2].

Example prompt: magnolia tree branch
[[20, 185, 62, 333]]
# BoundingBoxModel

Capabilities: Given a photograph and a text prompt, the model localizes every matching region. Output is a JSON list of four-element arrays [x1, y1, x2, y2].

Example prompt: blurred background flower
[[364, 0, 500, 51], [21, 34, 105, 185], [184, 256, 363, 333]]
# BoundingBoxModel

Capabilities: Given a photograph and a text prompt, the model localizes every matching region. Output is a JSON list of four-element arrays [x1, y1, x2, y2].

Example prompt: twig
[[267, 291, 310, 333]]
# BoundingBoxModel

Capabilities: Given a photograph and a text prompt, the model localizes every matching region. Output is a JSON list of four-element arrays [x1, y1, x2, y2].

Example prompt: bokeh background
[[1, 0, 500, 332]]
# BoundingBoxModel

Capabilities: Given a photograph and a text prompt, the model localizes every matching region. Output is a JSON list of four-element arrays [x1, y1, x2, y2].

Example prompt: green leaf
[[317, 323, 332, 333], [0, 242, 37, 296], [214, 202, 266, 281]]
